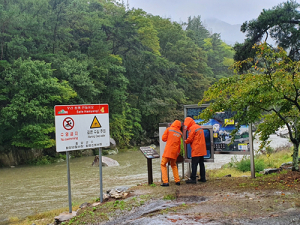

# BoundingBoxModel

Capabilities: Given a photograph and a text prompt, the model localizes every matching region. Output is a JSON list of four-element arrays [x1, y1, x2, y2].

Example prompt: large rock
[[107, 186, 130, 199], [91, 155, 119, 167], [103, 137, 116, 149], [54, 211, 77, 224], [263, 168, 281, 175]]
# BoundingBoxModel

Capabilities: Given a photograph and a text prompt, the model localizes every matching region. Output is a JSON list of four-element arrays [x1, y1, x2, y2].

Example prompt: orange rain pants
[[161, 156, 180, 183]]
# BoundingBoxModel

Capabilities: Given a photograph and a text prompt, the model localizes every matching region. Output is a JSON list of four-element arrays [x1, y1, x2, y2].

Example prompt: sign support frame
[[66, 151, 72, 213], [99, 147, 103, 203], [249, 123, 256, 178]]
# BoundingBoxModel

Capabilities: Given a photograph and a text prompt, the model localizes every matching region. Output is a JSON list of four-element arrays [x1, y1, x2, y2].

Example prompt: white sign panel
[[55, 104, 110, 152]]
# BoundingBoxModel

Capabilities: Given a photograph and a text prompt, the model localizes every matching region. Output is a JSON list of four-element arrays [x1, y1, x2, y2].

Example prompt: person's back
[[186, 121, 207, 157], [184, 117, 207, 183], [161, 120, 182, 186], [162, 120, 182, 159]]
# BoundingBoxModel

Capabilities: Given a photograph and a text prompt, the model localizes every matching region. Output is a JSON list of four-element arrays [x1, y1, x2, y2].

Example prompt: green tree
[[52, 58, 100, 103], [203, 34, 235, 80], [200, 43, 300, 171], [0, 58, 76, 153], [234, 0, 300, 71], [124, 49, 185, 137], [151, 16, 212, 104], [0, 0, 50, 61], [166, 38, 211, 103], [186, 16, 210, 48], [0, 0, 240, 151]]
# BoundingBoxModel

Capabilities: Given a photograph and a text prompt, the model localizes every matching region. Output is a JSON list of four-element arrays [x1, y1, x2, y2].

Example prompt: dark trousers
[[190, 156, 206, 181]]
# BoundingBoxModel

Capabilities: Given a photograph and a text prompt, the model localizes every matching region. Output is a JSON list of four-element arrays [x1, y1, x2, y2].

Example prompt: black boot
[[185, 179, 196, 184], [160, 183, 169, 187], [198, 179, 206, 182]]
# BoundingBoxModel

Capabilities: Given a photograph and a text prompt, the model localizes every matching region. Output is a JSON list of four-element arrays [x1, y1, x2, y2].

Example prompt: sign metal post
[[66, 151, 72, 213], [99, 147, 103, 203], [249, 123, 255, 178]]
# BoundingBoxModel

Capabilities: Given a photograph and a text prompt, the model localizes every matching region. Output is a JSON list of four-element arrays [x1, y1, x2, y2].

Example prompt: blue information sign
[[184, 105, 250, 153]]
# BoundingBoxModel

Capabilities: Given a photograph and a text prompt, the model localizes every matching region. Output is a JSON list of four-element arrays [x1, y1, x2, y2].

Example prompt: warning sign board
[[55, 104, 110, 152], [90, 116, 101, 129]]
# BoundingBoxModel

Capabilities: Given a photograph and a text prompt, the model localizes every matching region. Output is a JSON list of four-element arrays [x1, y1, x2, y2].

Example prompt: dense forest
[[0, 0, 235, 164]]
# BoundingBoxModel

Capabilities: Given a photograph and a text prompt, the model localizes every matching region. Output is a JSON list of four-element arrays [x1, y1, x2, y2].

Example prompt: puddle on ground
[[177, 196, 207, 203]]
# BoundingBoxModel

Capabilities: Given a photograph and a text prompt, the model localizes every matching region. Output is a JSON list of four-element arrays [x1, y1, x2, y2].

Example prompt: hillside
[[203, 18, 246, 46]]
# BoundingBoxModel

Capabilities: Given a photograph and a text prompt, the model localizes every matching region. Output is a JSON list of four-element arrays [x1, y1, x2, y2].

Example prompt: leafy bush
[[236, 156, 265, 173], [36, 155, 54, 165], [58, 154, 66, 160], [102, 150, 109, 156], [265, 146, 274, 155], [255, 173, 263, 177], [26, 154, 67, 166], [163, 194, 176, 200], [228, 155, 239, 168], [255, 158, 266, 172]]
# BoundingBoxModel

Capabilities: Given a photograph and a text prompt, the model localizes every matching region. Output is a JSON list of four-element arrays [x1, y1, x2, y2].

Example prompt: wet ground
[[0, 134, 291, 222], [73, 169, 300, 225]]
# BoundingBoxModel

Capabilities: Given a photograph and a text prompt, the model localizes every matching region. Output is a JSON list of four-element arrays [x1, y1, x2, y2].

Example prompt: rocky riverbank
[[52, 169, 300, 225]]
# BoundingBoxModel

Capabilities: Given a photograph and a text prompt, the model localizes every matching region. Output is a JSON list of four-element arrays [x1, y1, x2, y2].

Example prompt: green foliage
[[0, 58, 76, 151], [180, 138, 185, 156], [234, 0, 300, 71], [203, 34, 235, 80], [126, 9, 160, 55], [35, 155, 53, 166], [236, 157, 265, 173], [163, 194, 176, 200], [113, 200, 125, 210], [0, 0, 235, 162], [200, 43, 300, 170], [186, 16, 235, 81], [255, 173, 263, 177], [265, 146, 274, 155], [186, 16, 210, 48], [228, 155, 265, 173], [110, 112, 133, 147], [58, 153, 66, 160], [27, 153, 67, 165]]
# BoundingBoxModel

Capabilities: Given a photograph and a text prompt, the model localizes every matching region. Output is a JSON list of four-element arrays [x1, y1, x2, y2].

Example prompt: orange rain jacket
[[184, 117, 207, 157], [162, 120, 182, 159]]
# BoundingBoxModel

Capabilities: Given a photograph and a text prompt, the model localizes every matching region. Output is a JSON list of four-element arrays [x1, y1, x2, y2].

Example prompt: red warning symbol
[[63, 117, 74, 130]]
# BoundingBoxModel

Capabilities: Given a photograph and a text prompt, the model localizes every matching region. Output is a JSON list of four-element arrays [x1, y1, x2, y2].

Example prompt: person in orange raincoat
[[160, 120, 182, 186], [184, 117, 207, 184]]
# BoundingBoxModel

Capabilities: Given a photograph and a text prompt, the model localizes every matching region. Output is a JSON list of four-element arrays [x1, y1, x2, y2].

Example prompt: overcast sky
[[126, 0, 298, 25]]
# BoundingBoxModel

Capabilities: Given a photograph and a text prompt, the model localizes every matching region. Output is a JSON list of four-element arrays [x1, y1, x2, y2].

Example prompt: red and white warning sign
[[63, 117, 75, 130], [55, 104, 110, 152]]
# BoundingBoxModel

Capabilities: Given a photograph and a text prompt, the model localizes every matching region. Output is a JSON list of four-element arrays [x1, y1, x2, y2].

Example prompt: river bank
[[84, 170, 300, 225], [0, 134, 292, 223], [21, 169, 300, 225]]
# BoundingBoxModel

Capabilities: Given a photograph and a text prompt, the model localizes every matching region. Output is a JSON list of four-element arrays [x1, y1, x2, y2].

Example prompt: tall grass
[[208, 146, 293, 178], [6, 206, 79, 225]]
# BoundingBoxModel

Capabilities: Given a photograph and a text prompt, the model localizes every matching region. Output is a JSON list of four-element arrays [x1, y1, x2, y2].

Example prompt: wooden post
[[147, 158, 153, 184]]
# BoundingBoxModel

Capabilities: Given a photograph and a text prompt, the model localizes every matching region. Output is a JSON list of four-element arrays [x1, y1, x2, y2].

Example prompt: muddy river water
[[0, 134, 290, 222], [0, 151, 164, 222]]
